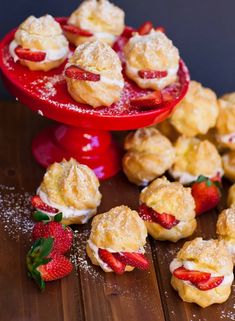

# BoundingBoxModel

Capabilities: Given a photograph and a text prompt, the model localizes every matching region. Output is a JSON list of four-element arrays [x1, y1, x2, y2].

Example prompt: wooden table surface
[[0, 101, 234, 321]]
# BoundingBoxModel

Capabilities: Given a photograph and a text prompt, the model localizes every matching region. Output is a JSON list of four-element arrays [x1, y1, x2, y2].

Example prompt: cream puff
[[228, 184, 235, 208], [122, 127, 175, 186], [170, 238, 234, 308], [86, 205, 149, 274], [222, 150, 235, 182], [170, 81, 219, 137], [217, 208, 235, 265], [9, 15, 69, 71], [65, 40, 124, 107], [31, 158, 102, 225], [139, 177, 196, 242], [169, 136, 223, 185], [124, 29, 180, 90], [64, 0, 125, 47], [216, 93, 235, 150]]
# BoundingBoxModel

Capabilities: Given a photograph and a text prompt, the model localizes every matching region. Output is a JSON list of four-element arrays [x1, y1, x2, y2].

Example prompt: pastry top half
[[216, 92, 235, 136], [170, 81, 219, 137], [170, 136, 223, 183], [65, 40, 124, 107], [140, 177, 195, 221], [68, 0, 124, 40], [124, 29, 180, 90], [12, 15, 68, 53], [176, 238, 233, 275], [89, 205, 147, 252], [217, 208, 235, 239], [38, 158, 101, 211]]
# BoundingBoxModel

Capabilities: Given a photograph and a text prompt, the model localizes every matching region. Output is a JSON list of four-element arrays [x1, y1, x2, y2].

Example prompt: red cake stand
[[0, 19, 190, 179]]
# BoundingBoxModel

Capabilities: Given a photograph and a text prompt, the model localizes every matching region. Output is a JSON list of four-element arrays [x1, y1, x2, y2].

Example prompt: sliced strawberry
[[114, 252, 150, 271], [193, 276, 224, 291], [138, 70, 168, 79], [173, 267, 211, 283], [154, 212, 179, 230], [121, 26, 136, 38], [62, 24, 93, 37], [138, 21, 154, 35], [191, 176, 221, 216], [139, 203, 154, 221], [65, 65, 100, 81], [139, 204, 179, 229], [31, 196, 58, 214], [155, 26, 166, 33], [130, 90, 163, 108], [98, 249, 126, 275], [15, 46, 46, 62]]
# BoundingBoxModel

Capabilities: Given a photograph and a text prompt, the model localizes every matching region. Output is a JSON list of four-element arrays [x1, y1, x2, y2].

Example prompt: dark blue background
[[1, 0, 235, 99]]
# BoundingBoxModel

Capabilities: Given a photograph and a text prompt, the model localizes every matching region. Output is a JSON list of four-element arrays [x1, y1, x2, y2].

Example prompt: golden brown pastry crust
[[124, 30, 179, 90], [65, 40, 124, 108], [216, 93, 235, 150], [170, 81, 219, 137], [11, 15, 69, 71], [170, 238, 234, 307], [89, 205, 147, 252], [170, 136, 223, 184], [222, 150, 235, 182], [140, 177, 196, 242], [66, 0, 125, 46], [122, 127, 175, 186], [228, 183, 235, 207]]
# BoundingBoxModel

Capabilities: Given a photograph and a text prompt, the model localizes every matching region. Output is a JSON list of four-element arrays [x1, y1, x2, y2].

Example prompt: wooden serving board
[[0, 101, 234, 321]]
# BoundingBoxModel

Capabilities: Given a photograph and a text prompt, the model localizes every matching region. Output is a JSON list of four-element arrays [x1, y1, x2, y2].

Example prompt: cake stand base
[[32, 125, 122, 180]]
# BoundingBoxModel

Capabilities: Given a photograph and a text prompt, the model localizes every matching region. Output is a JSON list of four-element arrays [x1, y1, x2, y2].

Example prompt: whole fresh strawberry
[[27, 238, 73, 290], [191, 176, 221, 216], [32, 212, 73, 255]]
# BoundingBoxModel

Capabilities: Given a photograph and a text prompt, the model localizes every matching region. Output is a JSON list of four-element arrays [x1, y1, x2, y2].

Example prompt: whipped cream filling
[[93, 31, 116, 43], [87, 240, 145, 272], [9, 40, 69, 63], [101, 76, 124, 88], [217, 132, 235, 144], [170, 258, 234, 287], [125, 64, 179, 88], [224, 240, 235, 258], [37, 188, 96, 223], [169, 169, 224, 185]]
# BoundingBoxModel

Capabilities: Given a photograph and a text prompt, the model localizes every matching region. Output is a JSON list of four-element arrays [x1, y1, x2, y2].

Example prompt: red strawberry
[[37, 253, 73, 282], [98, 249, 126, 275], [31, 195, 58, 214], [155, 26, 165, 33], [138, 21, 154, 35], [32, 220, 73, 255], [191, 176, 221, 216], [154, 212, 179, 230], [138, 204, 179, 229], [138, 70, 168, 79], [130, 90, 163, 108], [62, 24, 93, 37], [121, 26, 136, 38], [15, 46, 46, 62], [193, 276, 224, 291], [173, 267, 211, 283], [114, 252, 150, 270], [65, 65, 100, 81], [27, 238, 73, 290]]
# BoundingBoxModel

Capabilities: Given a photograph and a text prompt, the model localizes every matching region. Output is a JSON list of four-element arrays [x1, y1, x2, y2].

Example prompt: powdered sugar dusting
[[0, 185, 33, 241]]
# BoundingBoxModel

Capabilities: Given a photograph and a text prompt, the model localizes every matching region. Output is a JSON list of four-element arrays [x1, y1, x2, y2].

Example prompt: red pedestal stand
[[0, 20, 190, 179]]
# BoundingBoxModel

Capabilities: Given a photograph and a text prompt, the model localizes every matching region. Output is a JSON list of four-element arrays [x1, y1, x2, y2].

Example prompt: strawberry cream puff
[[31, 158, 102, 225], [86, 205, 149, 274], [9, 15, 69, 71], [63, 0, 125, 47]]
